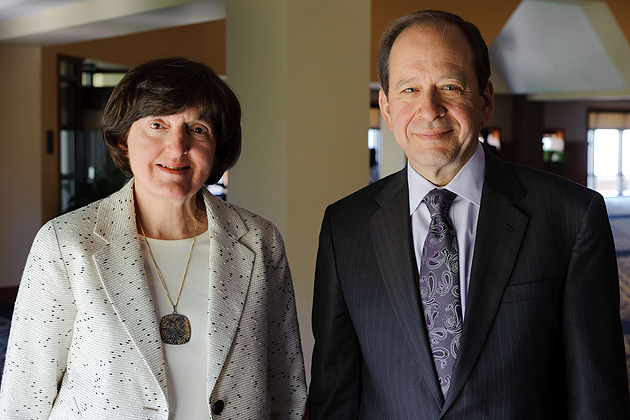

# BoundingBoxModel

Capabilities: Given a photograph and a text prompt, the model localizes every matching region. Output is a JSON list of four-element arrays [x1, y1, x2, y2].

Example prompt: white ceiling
[[489, 0, 630, 100], [1, 0, 630, 99], [0, 0, 226, 46], [0, 0, 86, 20]]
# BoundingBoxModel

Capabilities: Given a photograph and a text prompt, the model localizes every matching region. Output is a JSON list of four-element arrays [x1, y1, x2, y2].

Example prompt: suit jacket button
[[212, 399, 224, 415]]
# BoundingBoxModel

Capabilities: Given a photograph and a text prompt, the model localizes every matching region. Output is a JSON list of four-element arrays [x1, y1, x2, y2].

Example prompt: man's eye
[[403, 88, 417, 93], [150, 122, 163, 129], [443, 85, 460, 91]]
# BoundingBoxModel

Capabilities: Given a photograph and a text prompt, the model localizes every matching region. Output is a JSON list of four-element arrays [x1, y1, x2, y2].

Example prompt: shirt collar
[[408, 141, 486, 215]]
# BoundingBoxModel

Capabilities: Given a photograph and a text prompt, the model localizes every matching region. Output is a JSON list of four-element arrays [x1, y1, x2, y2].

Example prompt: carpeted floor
[[0, 197, 629, 385], [0, 303, 12, 382], [606, 196, 630, 383]]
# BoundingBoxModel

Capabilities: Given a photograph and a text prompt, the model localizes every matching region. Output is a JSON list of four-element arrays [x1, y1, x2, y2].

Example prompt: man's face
[[379, 24, 494, 185]]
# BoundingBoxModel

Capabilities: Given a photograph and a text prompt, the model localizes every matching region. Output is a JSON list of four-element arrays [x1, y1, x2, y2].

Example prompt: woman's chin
[[135, 179, 203, 205]]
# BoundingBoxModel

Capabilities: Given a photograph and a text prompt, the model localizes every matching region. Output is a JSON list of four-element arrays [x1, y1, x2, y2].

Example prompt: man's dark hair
[[377, 10, 491, 97], [101, 57, 241, 185]]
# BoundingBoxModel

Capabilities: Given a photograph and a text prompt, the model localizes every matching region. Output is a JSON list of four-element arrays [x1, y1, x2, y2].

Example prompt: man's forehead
[[390, 24, 472, 65], [395, 22, 466, 47]]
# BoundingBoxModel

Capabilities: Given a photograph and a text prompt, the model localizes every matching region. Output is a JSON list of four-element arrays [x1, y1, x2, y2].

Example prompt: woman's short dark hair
[[377, 10, 491, 97], [101, 57, 241, 185]]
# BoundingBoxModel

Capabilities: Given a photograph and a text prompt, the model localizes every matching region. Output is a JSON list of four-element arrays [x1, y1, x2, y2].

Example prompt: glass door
[[588, 128, 630, 197], [58, 57, 128, 213]]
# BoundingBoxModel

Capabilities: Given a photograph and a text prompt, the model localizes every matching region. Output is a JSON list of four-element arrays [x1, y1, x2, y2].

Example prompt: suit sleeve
[[266, 223, 308, 419], [563, 193, 630, 418], [0, 221, 77, 419], [309, 207, 363, 419]]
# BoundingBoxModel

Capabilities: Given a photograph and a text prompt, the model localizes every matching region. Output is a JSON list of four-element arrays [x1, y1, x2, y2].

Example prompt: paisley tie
[[419, 188, 463, 397]]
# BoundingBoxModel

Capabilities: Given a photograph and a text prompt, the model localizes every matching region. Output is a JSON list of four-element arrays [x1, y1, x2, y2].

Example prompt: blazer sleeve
[[563, 193, 630, 418], [265, 223, 308, 419], [0, 221, 77, 419], [309, 207, 363, 419]]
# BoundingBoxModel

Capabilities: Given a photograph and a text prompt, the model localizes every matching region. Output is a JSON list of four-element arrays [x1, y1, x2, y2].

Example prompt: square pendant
[[160, 313, 191, 345]]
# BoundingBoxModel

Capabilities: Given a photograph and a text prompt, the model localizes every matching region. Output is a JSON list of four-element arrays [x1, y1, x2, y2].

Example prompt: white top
[[408, 141, 485, 319], [140, 230, 211, 420]]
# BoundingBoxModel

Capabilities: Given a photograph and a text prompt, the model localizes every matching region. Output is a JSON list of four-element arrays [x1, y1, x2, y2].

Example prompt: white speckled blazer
[[0, 180, 307, 419]]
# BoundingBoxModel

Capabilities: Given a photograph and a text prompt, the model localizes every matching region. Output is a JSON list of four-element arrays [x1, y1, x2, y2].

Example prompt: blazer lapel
[[202, 190, 255, 393], [369, 169, 444, 408], [91, 184, 255, 400], [443, 150, 529, 412], [91, 180, 167, 398]]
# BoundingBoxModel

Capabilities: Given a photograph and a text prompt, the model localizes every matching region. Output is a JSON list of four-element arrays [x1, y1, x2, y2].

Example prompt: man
[[310, 10, 630, 419]]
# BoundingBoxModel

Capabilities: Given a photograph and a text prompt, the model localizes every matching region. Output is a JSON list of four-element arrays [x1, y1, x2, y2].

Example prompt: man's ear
[[480, 80, 495, 126], [378, 89, 394, 132]]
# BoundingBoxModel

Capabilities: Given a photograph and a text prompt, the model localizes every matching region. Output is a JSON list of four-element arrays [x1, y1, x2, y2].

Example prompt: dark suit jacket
[[310, 147, 630, 419]]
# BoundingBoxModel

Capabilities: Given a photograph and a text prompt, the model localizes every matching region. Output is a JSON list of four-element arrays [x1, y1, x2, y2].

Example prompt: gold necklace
[[139, 215, 198, 345]]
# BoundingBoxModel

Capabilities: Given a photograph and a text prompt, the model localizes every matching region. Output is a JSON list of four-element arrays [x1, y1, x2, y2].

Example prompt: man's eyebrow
[[393, 73, 468, 90], [394, 77, 419, 89], [440, 74, 468, 85]]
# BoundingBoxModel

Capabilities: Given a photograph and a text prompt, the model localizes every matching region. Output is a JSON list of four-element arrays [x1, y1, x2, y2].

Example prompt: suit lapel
[[91, 180, 168, 398], [202, 190, 254, 393], [443, 150, 529, 412], [370, 169, 444, 407]]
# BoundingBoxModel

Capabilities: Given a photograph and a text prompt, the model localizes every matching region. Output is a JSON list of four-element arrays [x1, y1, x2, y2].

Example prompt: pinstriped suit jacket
[[0, 180, 307, 419], [310, 146, 630, 419]]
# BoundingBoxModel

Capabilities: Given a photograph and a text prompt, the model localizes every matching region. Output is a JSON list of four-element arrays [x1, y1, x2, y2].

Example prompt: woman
[[0, 57, 307, 419]]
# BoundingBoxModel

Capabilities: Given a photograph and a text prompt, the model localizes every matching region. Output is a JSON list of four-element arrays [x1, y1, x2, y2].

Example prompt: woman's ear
[[117, 139, 129, 157]]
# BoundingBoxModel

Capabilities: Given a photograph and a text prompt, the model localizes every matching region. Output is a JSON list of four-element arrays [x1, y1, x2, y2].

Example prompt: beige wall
[[379, 113, 407, 178], [0, 44, 42, 287], [226, 0, 371, 379]]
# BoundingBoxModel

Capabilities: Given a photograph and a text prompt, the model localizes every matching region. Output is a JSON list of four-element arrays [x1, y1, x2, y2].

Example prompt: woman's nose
[[165, 127, 190, 155]]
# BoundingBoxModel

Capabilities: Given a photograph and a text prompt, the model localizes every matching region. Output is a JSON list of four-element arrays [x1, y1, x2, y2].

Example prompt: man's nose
[[415, 89, 446, 122]]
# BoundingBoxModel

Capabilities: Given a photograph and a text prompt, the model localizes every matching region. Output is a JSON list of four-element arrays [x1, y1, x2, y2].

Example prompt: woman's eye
[[190, 126, 211, 138], [149, 122, 163, 129]]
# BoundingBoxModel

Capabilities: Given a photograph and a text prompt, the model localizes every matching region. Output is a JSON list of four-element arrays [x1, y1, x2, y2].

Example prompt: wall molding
[[0, 287, 18, 304]]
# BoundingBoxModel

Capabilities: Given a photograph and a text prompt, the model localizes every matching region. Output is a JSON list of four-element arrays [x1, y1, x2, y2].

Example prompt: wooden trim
[[0, 286, 18, 304]]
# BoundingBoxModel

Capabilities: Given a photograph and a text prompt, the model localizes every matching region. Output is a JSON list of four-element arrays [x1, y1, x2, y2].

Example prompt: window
[[587, 112, 630, 197]]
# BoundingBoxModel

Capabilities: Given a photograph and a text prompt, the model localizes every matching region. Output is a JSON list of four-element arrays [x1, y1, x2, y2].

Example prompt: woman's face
[[119, 107, 216, 205]]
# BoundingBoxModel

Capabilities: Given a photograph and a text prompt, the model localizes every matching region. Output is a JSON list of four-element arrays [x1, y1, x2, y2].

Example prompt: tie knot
[[422, 188, 457, 217]]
